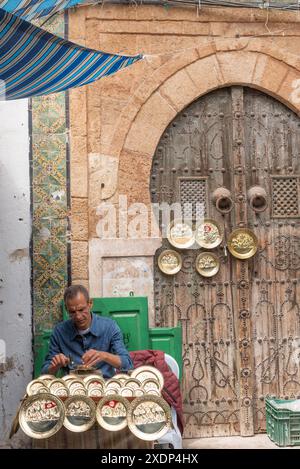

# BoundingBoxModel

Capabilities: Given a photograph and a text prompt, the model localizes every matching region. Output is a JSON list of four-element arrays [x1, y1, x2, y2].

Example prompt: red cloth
[[129, 350, 184, 434]]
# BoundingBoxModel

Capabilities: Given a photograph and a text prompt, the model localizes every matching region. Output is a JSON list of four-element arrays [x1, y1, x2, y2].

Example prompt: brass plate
[[127, 395, 171, 441], [105, 378, 122, 391], [124, 378, 142, 390], [19, 393, 65, 439], [63, 396, 96, 433], [104, 388, 120, 396], [120, 387, 134, 397], [158, 250, 182, 276], [195, 218, 222, 249], [131, 366, 164, 391], [96, 396, 130, 431], [195, 252, 220, 277], [68, 379, 87, 396], [167, 220, 195, 249], [83, 374, 105, 385], [26, 380, 49, 396], [113, 373, 130, 385], [48, 379, 69, 397], [228, 228, 258, 259], [85, 377, 105, 398], [142, 378, 161, 393], [62, 373, 78, 382], [38, 375, 55, 386], [133, 389, 145, 397]]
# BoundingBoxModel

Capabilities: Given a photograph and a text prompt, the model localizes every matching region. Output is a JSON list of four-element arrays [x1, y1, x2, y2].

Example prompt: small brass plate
[[26, 380, 49, 396], [67, 379, 87, 396], [105, 378, 122, 392], [142, 378, 161, 394], [158, 250, 182, 276], [127, 395, 171, 441], [131, 366, 164, 391], [167, 220, 195, 249], [48, 379, 69, 397], [195, 219, 222, 249], [124, 378, 141, 390], [228, 228, 258, 259], [113, 373, 130, 385], [63, 396, 96, 433], [195, 252, 220, 277], [19, 393, 65, 439], [96, 396, 130, 431]]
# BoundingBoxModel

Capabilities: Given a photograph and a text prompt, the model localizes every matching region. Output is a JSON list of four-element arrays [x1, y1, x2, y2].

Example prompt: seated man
[[41, 284, 133, 377]]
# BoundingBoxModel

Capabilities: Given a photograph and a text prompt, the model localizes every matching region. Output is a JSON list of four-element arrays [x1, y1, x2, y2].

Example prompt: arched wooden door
[[151, 86, 300, 438]]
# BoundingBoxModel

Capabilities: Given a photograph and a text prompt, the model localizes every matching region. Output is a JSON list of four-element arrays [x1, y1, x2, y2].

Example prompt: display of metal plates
[[228, 228, 258, 259], [195, 218, 222, 249], [195, 252, 220, 277], [96, 396, 130, 431], [127, 395, 171, 441], [63, 396, 96, 433], [19, 393, 65, 439], [167, 220, 195, 249], [142, 378, 161, 394], [131, 366, 164, 391], [48, 379, 69, 397], [26, 379, 49, 396], [158, 250, 182, 276], [67, 379, 87, 396]]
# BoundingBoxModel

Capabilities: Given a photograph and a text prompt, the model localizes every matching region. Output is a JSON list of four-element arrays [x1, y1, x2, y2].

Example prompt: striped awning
[[0, 8, 142, 100], [0, 1, 97, 21]]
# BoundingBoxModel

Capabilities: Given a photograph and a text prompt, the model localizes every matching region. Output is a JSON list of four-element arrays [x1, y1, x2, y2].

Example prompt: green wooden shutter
[[149, 326, 182, 379]]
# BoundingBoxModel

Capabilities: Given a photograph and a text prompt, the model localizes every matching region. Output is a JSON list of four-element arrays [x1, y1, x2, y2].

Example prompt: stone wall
[[68, 4, 300, 323]]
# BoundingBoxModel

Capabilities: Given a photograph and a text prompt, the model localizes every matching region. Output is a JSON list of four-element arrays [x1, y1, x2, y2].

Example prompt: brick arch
[[113, 47, 300, 203]]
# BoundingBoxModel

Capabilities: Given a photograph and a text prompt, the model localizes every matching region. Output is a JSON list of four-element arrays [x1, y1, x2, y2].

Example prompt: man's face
[[66, 292, 92, 330]]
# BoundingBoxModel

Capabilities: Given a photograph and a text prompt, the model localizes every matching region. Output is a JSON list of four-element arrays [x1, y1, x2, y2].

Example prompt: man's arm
[[41, 327, 69, 375], [82, 322, 133, 371]]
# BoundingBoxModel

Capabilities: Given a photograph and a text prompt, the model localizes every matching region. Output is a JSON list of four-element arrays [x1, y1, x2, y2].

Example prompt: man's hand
[[48, 353, 70, 374], [82, 349, 105, 367]]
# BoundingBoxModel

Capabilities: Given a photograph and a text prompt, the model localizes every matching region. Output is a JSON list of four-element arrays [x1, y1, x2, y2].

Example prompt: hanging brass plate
[[63, 396, 96, 433], [228, 228, 258, 259], [196, 252, 220, 277], [167, 220, 195, 249], [127, 395, 171, 441], [19, 393, 65, 439], [131, 366, 164, 391], [96, 396, 130, 431], [195, 218, 223, 249], [158, 250, 182, 276]]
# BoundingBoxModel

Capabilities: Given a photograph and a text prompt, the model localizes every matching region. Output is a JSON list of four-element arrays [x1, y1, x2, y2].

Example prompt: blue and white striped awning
[[0, 8, 142, 100], [0, 1, 97, 21]]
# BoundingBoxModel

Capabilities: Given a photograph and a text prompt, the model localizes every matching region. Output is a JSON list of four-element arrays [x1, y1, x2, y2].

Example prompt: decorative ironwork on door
[[151, 86, 300, 438]]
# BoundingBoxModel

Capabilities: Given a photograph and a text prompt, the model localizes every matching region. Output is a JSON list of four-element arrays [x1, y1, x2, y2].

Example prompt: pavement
[[183, 434, 300, 449]]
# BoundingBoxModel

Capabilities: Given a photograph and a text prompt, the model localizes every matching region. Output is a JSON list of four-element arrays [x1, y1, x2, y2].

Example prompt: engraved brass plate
[[26, 380, 49, 396], [228, 228, 258, 259], [48, 379, 69, 397], [124, 378, 142, 390], [167, 220, 195, 249], [113, 373, 131, 385], [195, 218, 222, 249], [195, 252, 220, 277], [142, 378, 161, 394], [105, 378, 122, 392], [127, 395, 171, 441], [85, 377, 105, 398], [67, 379, 87, 396], [63, 396, 96, 433], [120, 387, 134, 397], [96, 396, 130, 431], [19, 393, 65, 439], [131, 366, 164, 391], [38, 375, 55, 386], [158, 250, 182, 276]]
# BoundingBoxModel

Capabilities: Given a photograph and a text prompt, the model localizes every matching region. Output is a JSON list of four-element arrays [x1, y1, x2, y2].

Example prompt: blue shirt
[[41, 314, 133, 378]]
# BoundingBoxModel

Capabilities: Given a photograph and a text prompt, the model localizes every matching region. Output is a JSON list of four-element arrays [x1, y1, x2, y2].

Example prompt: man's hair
[[64, 284, 90, 306]]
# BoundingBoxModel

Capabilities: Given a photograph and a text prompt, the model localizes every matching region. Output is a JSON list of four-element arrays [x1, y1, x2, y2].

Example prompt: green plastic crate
[[266, 398, 300, 447]]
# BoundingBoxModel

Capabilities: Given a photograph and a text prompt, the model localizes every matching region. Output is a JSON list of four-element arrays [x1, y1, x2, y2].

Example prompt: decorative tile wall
[[31, 14, 70, 332]]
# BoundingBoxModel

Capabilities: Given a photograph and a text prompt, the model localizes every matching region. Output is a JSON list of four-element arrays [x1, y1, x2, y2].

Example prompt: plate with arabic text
[[228, 228, 258, 259], [195, 219, 222, 249], [158, 250, 182, 276], [196, 252, 220, 277], [19, 393, 65, 439], [167, 220, 195, 249], [63, 396, 96, 432], [127, 395, 171, 441], [96, 396, 130, 431]]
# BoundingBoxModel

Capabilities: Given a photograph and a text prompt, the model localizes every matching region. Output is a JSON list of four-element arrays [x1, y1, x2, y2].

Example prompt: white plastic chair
[[157, 353, 183, 449]]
